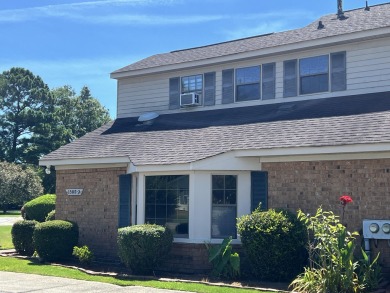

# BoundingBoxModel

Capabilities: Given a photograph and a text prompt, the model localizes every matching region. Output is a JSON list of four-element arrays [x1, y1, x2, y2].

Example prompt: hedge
[[11, 220, 38, 256], [23, 194, 56, 222], [33, 220, 78, 261], [237, 208, 307, 282], [118, 224, 173, 275]]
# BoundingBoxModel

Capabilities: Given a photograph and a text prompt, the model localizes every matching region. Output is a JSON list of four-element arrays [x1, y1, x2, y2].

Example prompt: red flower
[[340, 195, 353, 206]]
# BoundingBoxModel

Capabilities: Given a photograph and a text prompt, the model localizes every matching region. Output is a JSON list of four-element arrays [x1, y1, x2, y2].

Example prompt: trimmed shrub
[[33, 220, 78, 261], [118, 224, 173, 275], [11, 220, 38, 256], [73, 245, 94, 265], [23, 194, 56, 222], [45, 210, 55, 221], [237, 208, 307, 282]]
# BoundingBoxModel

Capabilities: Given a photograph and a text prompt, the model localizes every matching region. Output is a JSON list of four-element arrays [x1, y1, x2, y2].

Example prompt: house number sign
[[66, 189, 83, 196]]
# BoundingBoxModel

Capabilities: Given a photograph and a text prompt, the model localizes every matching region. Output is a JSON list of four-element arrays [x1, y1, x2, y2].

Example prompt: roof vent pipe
[[337, 0, 346, 19], [365, 1, 370, 11], [317, 21, 325, 29]]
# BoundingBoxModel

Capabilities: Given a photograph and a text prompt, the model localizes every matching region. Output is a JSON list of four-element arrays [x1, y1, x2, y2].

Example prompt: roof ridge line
[[170, 33, 274, 53]]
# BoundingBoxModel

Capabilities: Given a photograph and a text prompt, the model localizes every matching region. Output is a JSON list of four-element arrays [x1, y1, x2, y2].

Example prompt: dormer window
[[299, 55, 329, 95], [284, 52, 346, 98], [181, 74, 203, 94], [236, 66, 260, 102]]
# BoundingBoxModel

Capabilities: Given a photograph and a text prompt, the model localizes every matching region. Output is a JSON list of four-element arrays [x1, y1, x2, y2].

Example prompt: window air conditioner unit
[[180, 93, 200, 107]]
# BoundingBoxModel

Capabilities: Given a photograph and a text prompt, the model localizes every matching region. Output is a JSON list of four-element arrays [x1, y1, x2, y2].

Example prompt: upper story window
[[236, 66, 261, 102], [299, 55, 329, 95], [181, 75, 203, 94], [284, 51, 346, 98], [222, 63, 275, 104]]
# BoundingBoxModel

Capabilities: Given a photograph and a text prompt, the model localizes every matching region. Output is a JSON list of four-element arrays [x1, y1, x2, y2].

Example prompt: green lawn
[[0, 257, 278, 293], [0, 211, 21, 217], [0, 226, 13, 250]]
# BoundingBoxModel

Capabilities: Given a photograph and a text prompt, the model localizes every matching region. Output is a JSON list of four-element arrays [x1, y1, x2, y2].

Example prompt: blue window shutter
[[262, 62, 276, 100], [222, 69, 234, 104], [169, 77, 180, 109], [204, 72, 216, 106], [283, 59, 297, 98], [251, 171, 268, 211], [331, 51, 346, 92], [118, 174, 132, 228]]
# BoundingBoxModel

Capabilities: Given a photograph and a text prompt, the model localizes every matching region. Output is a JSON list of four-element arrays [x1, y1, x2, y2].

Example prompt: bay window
[[145, 175, 189, 238], [211, 175, 237, 239]]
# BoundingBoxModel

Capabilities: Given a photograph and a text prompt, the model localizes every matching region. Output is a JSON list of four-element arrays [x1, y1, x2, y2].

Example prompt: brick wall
[[158, 243, 211, 274], [263, 159, 390, 271], [56, 167, 127, 257]]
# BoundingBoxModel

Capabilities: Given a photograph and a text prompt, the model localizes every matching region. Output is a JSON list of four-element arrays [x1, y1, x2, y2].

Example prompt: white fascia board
[[130, 152, 261, 173], [39, 156, 131, 168], [110, 28, 390, 79], [234, 143, 390, 161], [130, 163, 191, 173]]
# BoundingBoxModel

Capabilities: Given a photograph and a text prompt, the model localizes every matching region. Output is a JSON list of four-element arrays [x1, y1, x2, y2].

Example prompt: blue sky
[[0, 0, 385, 118]]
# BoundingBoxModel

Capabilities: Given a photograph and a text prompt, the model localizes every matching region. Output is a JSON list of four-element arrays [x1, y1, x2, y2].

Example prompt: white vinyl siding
[[116, 37, 390, 118]]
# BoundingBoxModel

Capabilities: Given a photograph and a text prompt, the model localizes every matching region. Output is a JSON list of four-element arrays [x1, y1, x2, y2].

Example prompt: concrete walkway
[[0, 217, 22, 226], [0, 271, 193, 293]]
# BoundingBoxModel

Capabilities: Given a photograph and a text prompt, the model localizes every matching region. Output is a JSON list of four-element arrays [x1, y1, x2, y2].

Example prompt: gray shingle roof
[[112, 3, 390, 74], [41, 91, 390, 166]]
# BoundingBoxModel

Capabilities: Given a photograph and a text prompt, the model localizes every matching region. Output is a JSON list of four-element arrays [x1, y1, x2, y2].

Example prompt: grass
[[0, 210, 21, 217], [0, 257, 278, 293], [0, 226, 13, 250]]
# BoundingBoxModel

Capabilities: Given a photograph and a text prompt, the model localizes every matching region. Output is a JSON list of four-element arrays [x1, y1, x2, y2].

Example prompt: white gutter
[[39, 156, 131, 168]]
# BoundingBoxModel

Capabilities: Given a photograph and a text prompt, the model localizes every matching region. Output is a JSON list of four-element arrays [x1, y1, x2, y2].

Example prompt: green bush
[[45, 210, 55, 221], [205, 237, 240, 279], [11, 220, 38, 256], [237, 208, 307, 282], [73, 245, 94, 265], [23, 194, 56, 222], [118, 224, 173, 275], [33, 220, 78, 261], [290, 208, 382, 293]]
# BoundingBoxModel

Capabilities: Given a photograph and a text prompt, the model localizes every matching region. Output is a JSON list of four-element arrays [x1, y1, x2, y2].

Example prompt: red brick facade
[[263, 159, 390, 271], [56, 159, 390, 273], [56, 167, 127, 257]]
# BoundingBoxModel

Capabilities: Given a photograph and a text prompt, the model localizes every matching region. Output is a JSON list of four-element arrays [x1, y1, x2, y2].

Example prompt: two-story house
[[40, 2, 390, 274]]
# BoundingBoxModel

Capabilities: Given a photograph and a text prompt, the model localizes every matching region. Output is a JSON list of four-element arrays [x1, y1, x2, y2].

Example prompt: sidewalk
[[0, 216, 22, 226], [0, 271, 192, 293]]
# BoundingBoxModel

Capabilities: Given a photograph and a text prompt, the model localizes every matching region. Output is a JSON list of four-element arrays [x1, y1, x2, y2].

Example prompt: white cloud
[[0, 0, 183, 23], [70, 13, 226, 25]]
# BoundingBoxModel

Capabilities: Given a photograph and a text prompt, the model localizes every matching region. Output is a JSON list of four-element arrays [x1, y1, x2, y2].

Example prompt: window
[[236, 66, 260, 101], [299, 55, 329, 95], [145, 175, 189, 238], [181, 75, 203, 94], [285, 52, 346, 97], [211, 175, 237, 238]]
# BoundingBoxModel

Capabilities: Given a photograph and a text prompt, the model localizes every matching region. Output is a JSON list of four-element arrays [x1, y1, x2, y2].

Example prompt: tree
[[25, 85, 110, 160], [27, 85, 110, 193], [0, 67, 51, 163], [0, 67, 111, 193], [0, 161, 43, 213]]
